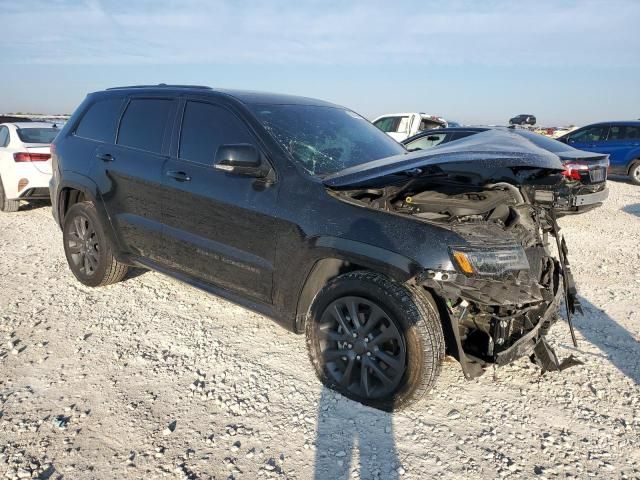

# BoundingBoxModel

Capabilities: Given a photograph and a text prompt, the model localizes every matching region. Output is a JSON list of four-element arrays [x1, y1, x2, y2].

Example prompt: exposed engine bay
[[331, 168, 582, 378]]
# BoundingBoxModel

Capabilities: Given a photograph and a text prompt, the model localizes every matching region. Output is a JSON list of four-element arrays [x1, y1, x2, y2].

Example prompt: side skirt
[[130, 255, 295, 332]]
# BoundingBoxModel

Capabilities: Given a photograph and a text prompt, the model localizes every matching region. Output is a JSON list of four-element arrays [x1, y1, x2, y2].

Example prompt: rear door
[[605, 124, 640, 171], [159, 99, 279, 303], [92, 96, 177, 260]]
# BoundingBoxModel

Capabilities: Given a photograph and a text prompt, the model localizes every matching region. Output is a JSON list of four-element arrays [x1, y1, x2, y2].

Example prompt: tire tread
[[0, 176, 20, 212], [63, 202, 129, 287], [306, 270, 445, 411]]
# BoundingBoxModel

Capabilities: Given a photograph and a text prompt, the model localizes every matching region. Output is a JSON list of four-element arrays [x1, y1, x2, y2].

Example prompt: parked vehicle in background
[[557, 121, 640, 185], [403, 127, 609, 215], [509, 114, 536, 126], [403, 127, 486, 150], [0, 122, 58, 212], [372, 112, 447, 141], [0, 116, 32, 124], [552, 125, 578, 139], [51, 85, 581, 411]]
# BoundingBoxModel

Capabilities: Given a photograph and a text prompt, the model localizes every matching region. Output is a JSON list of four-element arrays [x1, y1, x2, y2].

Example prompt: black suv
[[50, 85, 580, 410], [509, 114, 536, 126]]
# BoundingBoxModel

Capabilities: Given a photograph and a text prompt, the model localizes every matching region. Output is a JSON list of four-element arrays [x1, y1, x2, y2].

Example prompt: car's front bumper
[[494, 279, 563, 366], [417, 254, 567, 379]]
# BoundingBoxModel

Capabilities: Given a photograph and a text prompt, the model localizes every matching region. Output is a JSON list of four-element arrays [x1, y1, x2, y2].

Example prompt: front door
[[566, 124, 610, 155], [159, 100, 278, 303]]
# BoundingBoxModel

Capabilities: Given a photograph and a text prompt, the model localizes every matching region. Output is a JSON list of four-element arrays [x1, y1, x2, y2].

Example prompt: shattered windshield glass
[[250, 104, 406, 176]]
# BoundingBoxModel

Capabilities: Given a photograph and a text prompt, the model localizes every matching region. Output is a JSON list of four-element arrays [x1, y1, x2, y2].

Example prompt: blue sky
[[2, 0, 639, 125]]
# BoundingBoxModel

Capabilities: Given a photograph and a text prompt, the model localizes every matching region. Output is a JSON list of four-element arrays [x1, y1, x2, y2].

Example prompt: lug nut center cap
[[354, 340, 367, 355]]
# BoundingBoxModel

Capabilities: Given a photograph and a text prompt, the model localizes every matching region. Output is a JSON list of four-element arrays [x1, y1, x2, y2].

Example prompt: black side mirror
[[214, 144, 269, 178]]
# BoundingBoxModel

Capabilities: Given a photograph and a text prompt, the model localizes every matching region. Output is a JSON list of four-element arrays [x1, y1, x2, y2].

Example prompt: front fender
[[291, 236, 439, 333], [313, 236, 422, 282]]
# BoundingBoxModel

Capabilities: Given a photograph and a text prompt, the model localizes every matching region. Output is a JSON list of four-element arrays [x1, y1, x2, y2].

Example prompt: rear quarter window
[[117, 99, 174, 154], [624, 125, 640, 140], [75, 97, 125, 143]]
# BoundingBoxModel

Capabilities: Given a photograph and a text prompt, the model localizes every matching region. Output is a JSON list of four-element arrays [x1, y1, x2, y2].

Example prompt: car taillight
[[13, 152, 51, 162], [561, 161, 588, 181]]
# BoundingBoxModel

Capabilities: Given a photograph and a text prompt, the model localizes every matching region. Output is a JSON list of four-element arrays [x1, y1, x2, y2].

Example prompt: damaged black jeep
[[51, 86, 582, 412]]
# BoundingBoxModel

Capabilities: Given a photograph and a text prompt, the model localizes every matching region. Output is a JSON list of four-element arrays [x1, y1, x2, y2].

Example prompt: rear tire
[[62, 202, 129, 287], [629, 162, 640, 186], [306, 271, 445, 411], [0, 175, 20, 212]]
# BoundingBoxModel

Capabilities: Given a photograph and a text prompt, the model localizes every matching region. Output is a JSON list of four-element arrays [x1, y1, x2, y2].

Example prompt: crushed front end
[[330, 173, 582, 378], [408, 195, 582, 379], [416, 217, 575, 378], [324, 129, 588, 378]]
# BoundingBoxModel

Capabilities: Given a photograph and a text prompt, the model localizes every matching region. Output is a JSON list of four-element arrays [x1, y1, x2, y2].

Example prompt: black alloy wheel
[[317, 296, 407, 400], [62, 202, 129, 287], [306, 271, 445, 411], [66, 214, 100, 277]]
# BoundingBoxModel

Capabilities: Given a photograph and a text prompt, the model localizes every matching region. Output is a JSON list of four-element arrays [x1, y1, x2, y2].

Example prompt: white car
[[372, 112, 448, 141], [0, 122, 59, 212]]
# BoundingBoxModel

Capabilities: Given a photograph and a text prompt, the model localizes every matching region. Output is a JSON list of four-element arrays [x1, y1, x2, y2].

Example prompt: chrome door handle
[[166, 170, 191, 182]]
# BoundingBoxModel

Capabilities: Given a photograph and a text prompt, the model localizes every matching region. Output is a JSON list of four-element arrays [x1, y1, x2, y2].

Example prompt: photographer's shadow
[[314, 388, 400, 480]]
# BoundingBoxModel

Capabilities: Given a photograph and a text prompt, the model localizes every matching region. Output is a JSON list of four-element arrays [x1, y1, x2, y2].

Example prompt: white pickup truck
[[372, 112, 450, 141]]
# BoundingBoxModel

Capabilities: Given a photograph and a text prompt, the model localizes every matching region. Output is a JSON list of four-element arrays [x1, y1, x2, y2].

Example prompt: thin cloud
[[2, 0, 639, 67]]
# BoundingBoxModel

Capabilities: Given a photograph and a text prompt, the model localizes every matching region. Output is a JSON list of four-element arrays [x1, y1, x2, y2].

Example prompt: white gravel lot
[[0, 179, 639, 480]]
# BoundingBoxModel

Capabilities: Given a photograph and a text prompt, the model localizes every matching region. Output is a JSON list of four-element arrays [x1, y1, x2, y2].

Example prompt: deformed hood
[[323, 129, 565, 188]]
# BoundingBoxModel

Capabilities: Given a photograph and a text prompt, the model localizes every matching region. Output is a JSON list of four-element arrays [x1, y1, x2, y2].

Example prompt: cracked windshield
[[251, 104, 406, 176]]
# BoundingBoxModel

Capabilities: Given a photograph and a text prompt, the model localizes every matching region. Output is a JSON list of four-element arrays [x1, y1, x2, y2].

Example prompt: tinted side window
[[450, 131, 479, 141], [608, 125, 624, 140], [0, 126, 8, 147], [117, 99, 173, 154], [405, 132, 447, 150], [374, 117, 406, 133], [179, 102, 253, 165], [569, 125, 608, 143], [75, 98, 124, 143], [624, 125, 640, 140]]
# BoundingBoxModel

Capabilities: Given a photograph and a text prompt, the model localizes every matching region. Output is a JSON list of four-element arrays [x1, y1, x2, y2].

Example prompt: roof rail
[[106, 84, 212, 90]]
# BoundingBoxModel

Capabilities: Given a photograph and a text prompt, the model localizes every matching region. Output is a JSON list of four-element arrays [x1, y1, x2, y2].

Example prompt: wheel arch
[[56, 175, 128, 264], [626, 155, 640, 175], [56, 175, 100, 228], [293, 240, 423, 333]]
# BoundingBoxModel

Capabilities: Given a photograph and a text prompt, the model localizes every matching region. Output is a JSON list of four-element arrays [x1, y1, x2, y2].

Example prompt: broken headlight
[[450, 246, 530, 276]]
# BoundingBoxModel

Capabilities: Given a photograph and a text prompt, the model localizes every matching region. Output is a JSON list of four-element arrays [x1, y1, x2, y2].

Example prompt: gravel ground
[[0, 179, 639, 480]]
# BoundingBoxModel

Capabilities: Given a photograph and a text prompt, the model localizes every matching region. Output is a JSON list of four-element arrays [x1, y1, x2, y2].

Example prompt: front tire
[[306, 271, 445, 411], [0, 175, 20, 212], [629, 162, 640, 186], [62, 202, 129, 287]]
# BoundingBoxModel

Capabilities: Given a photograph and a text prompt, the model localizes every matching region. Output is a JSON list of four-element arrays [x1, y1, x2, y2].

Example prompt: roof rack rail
[[106, 84, 212, 90]]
